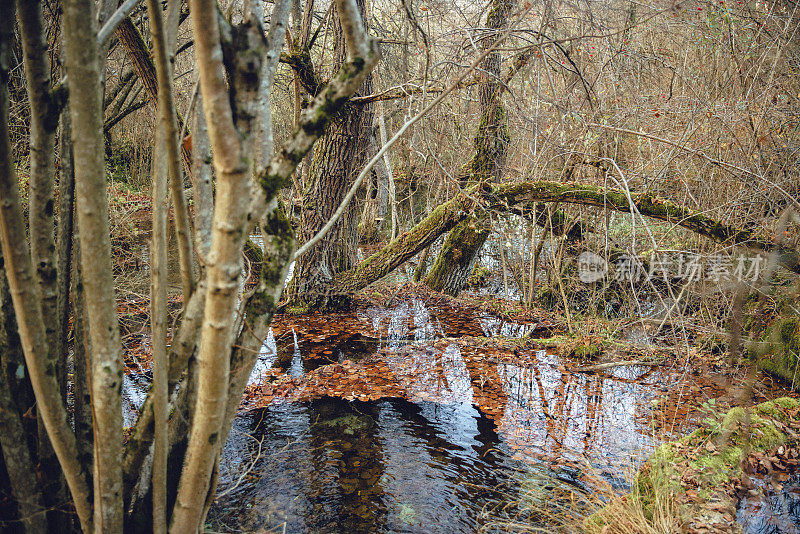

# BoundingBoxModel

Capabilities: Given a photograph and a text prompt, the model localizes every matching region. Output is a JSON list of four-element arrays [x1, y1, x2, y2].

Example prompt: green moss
[[752, 317, 800, 388], [589, 397, 800, 531], [467, 264, 491, 288], [573, 341, 603, 359], [533, 333, 607, 359], [285, 301, 311, 316]]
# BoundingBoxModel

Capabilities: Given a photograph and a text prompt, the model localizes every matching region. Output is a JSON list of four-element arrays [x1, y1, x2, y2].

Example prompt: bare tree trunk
[[145, 1, 182, 527], [70, 236, 94, 474], [0, 248, 47, 534], [167, 0, 378, 527], [63, 0, 124, 529], [56, 102, 75, 402], [169, 3, 259, 530], [16, 0, 62, 383], [373, 68, 394, 236], [15, 0, 71, 516], [0, 2, 93, 530]]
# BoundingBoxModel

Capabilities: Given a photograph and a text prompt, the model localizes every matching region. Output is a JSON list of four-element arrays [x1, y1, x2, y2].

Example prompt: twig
[[572, 360, 659, 373]]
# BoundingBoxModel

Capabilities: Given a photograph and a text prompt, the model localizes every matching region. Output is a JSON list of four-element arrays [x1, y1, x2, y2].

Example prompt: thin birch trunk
[[0, 3, 94, 530], [170, 3, 257, 530], [149, 0, 196, 302], [63, 0, 124, 530], [148, 102, 170, 534], [70, 241, 94, 471], [15, 2, 69, 509], [373, 69, 396, 238], [56, 103, 75, 402], [16, 0, 62, 382], [0, 248, 47, 534], [145, 0, 181, 529]]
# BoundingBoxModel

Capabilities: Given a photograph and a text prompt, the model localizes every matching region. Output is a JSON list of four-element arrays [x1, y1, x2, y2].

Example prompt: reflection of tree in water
[[209, 396, 522, 533], [382, 399, 517, 529], [305, 398, 389, 533]]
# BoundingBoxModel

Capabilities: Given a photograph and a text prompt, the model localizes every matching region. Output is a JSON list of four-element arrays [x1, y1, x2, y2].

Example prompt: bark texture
[[15, 0, 70, 517], [425, 0, 514, 296], [64, 0, 125, 529], [115, 17, 194, 170], [0, 248, 47, 533], [287, 0, 374, 310], [169, 5, 256, 530], [0, 2, 94, 530]]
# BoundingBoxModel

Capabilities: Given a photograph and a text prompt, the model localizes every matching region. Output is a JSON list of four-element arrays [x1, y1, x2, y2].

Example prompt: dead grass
[[478, 461, 681, 534]]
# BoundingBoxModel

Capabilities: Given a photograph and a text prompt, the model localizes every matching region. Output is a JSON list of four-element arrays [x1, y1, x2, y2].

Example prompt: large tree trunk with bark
[[425, 0, 514, 296], [286, 0, 373, 310]]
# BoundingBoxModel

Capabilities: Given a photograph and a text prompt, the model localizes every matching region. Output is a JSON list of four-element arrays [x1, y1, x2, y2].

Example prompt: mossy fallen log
[[333, 180, 799, 295], [489, 181, 800, 274]]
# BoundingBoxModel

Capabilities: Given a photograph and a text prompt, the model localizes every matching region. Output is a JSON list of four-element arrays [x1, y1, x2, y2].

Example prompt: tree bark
[[0, 247, 47, 534], [0, 3, 94, 530], [425, 0, 514, 296], [169, 5, 264, 530], [63, 0, 124, 529], [15, 0, 71, 515], [16, 0, 62, 381], [286, 0, 374, 310]]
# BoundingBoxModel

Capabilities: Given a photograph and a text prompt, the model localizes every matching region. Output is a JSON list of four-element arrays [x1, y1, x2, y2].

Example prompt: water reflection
[[209, 397, 527, 533], [218, 336, 670, 533], [118, 297, 796, 533], [250, 299, 536, 384], [738, 474, 800, 534]]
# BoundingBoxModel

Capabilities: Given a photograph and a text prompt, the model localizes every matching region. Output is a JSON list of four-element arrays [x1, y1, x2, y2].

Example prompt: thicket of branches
[[0, 0, 798, 532]]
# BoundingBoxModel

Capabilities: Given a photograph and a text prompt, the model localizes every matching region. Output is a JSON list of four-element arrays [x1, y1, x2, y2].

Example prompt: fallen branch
[[491, 181, 800, 274], [333, 179, 800, 294], [572, 360, 659, 373]]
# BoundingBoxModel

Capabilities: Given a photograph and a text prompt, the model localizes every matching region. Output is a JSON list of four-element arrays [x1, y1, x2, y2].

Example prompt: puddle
[[211, 336, 668, 533], [249, 299, 538, 381], [738, 474, 800, 534], [215, 341, 697, 532], [209, 397, 537, 533], [118, 297, 798, 533]]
